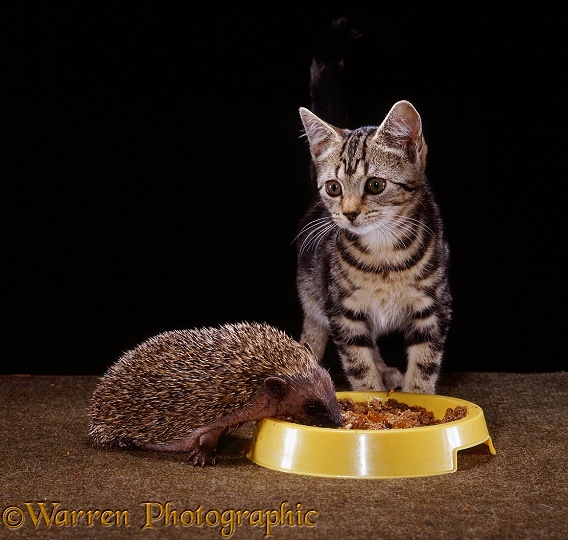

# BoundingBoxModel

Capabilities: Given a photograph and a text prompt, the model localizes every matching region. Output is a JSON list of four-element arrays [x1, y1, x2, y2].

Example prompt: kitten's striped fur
[[296, 19, 451, 393]]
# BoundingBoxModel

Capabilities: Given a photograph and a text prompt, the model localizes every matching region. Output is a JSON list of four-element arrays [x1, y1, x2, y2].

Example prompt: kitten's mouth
[[342, 220, 368, 232], [339, 216, 361, 227], [342, 220, 385, 238]]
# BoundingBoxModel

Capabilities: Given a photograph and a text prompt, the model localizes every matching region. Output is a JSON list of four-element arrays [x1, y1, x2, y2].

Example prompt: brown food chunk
[[339, 398, 467, 430]]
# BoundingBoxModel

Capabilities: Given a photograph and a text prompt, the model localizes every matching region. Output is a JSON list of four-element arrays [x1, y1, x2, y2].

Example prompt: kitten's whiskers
[[293, 217, 330, 244], [295, 218, 337, 258], [397, 216, 438, 240]]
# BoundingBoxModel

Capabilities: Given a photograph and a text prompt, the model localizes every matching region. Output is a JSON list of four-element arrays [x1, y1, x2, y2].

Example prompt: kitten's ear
[[299, 107, 343, 160], [376, 100, 427, 166]]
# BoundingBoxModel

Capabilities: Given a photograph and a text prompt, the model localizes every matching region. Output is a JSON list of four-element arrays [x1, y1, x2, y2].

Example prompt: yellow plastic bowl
[[246, 391, 496, 479]]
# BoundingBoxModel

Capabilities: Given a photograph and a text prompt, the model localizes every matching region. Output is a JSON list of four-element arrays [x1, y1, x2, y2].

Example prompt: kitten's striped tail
[[309, 17, 360, 128]]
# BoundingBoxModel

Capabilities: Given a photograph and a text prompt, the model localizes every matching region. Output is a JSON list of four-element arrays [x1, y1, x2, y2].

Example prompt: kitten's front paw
[[402, 379, 436, 394], [382, 367, 404, 390], [349, 375, 386, 392]]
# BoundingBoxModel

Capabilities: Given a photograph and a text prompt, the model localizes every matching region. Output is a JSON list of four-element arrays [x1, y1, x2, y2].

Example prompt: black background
[[5, 2, 565, 375]]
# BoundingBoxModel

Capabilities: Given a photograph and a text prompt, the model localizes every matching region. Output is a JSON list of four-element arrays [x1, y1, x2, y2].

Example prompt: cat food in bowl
[[246, 391, 495, 479]]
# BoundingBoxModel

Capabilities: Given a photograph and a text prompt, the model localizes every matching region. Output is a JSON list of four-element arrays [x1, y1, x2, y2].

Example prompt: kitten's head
[[300, 101, 428, 236]]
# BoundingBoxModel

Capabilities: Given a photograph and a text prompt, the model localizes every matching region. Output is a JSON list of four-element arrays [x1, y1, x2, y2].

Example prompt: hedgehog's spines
[[88, 322, 326, 448]]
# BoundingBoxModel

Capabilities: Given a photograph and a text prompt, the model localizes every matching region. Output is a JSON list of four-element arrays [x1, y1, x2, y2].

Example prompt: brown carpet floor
[[1, 372, 566, 539]]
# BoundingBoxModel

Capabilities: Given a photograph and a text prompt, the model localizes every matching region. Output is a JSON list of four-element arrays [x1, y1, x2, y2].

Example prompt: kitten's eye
[[365, 177, 387, 195], [325, 180, 342, 197]]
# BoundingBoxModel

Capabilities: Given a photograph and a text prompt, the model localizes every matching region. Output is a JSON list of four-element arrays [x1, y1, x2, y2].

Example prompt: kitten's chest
[[341, 265, 417, 310], [329, 236, 430, 326]]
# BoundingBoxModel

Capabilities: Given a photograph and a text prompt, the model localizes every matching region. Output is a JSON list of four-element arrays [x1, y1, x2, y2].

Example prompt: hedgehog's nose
[[343, 211, 359, 222], [321, 405, 343, 428], [331, 409, 343, 428], [320, 415, 343, 429]]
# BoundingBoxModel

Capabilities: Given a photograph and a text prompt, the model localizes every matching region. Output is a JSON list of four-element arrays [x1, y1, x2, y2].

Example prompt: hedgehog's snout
[[317, 409, 343, 429], [329, 403, 344, 428], [322, 400, 343, 428]]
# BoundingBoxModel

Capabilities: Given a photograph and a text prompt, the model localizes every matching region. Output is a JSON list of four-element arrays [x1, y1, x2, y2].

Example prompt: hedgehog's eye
[[324, 180, 342, 197], [304, 400, 324, 415], [365, 177, 387, 195]]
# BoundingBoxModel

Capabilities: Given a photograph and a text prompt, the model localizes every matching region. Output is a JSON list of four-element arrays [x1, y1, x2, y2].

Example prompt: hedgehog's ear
[[264, 377, 289, 400]]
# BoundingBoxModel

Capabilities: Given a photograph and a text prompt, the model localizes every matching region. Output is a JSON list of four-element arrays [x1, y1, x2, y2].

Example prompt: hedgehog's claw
[[188, 448, 216, 467]]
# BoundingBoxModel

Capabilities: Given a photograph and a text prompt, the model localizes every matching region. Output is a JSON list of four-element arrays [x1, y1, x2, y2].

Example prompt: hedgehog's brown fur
[[89, 322, 341, 462]]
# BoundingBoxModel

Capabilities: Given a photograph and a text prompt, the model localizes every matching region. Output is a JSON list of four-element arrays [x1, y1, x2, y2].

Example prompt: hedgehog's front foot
[[140, 426, 223, 466], [188, 448, 216, 467], [187, 427, 224, 466]]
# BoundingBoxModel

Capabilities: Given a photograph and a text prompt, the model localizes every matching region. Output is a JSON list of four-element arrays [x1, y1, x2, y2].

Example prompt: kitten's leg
[[337, 342, 404, 390], [337, 343, 387, 390], [403, 344, 441, 393], [300, 313, 329, 361], [402, 321, 446, 393], [331, 316, 403, 391]]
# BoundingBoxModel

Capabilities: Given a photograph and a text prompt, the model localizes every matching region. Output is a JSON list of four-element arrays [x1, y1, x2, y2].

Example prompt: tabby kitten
[[296, 19, 451, 393]]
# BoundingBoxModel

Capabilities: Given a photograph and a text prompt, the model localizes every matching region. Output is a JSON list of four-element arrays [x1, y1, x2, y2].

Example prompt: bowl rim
[[271, 390, 484, 433]]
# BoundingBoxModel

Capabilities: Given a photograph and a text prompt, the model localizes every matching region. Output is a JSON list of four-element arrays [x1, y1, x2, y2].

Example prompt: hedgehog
[[88, 322, 342, 466]]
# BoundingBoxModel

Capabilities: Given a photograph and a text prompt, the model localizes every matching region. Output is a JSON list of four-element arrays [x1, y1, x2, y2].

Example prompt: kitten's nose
[[343, 211, 359, 222]]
